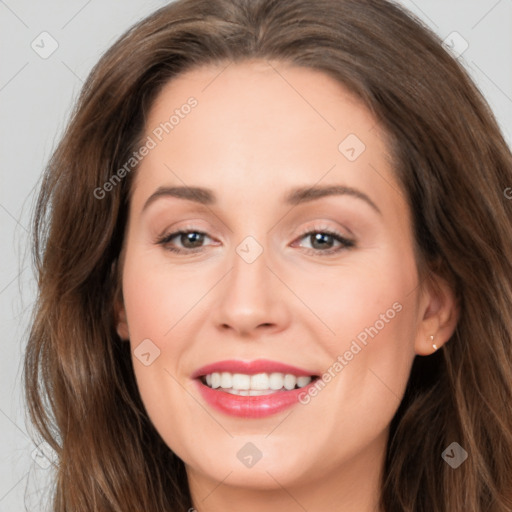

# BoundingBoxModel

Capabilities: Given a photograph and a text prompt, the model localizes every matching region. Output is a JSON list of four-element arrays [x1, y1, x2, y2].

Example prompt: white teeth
[[211, 372, 221, 389], [297, 376, 311, 387], [269, 372, 285, 390], [251, 373, 269, 390], [224, 389, 277, 396], [232, 373, 251, 390], [284, 374, 296, 390], [248, 389, 272, 396], [203, 372, 313, 392], [220, 372, 232, 388]]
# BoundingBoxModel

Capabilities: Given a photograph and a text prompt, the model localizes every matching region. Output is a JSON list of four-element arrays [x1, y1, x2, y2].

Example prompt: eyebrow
[[142, 184, 381, 215]]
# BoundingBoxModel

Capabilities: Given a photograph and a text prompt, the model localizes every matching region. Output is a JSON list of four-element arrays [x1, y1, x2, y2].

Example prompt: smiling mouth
[[199, 371, 320, 396]]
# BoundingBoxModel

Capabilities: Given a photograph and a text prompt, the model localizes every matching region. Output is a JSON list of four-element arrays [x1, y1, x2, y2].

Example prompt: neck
[[186, 428, 388, 512]]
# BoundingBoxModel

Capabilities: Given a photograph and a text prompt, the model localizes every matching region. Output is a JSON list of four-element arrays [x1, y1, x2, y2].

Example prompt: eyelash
[[155, 225, 355, 256]]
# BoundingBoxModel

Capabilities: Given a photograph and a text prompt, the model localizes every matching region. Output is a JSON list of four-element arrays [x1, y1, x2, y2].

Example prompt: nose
[[212, 241, 291, 338]]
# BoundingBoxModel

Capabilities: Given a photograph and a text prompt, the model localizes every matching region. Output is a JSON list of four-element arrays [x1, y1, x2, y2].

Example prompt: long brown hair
[[24, 0, 512, 510]]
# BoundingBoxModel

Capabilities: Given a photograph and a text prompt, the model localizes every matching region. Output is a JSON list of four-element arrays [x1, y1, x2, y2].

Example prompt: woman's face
[[116, 60, 455, 498]]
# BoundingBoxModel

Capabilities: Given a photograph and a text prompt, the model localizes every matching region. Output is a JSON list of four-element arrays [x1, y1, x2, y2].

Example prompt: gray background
[[1, 1, 511, 510]]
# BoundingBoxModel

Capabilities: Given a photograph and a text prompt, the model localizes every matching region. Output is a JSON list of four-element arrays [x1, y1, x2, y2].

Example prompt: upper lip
[[191, 359, 319, 379]]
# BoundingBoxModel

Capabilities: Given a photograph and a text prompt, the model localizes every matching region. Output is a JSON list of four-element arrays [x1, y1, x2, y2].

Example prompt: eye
[[292, 226, 355, 255], [155, 225, 355, 255], [156, 229, 214, 254]]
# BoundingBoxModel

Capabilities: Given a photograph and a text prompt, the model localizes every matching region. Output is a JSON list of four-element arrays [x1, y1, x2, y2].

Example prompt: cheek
[[302, 248, 419, 412], [294, 273, 419, 467], [121, 250, 206, 341], [298, 249, 418, 352], [121, 247, 214, 444]]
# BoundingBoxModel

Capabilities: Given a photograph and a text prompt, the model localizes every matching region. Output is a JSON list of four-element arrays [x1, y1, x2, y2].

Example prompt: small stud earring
[[430, 335, 438, 351]]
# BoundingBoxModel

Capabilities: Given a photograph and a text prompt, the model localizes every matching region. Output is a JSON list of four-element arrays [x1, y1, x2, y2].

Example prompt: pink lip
[[191, 359, 319, 418]]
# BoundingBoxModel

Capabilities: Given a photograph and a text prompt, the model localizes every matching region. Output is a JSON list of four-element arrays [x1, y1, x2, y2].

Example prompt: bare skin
[[115, 59, 458, 512]]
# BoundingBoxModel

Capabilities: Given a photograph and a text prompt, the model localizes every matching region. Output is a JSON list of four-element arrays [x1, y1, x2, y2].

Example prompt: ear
[[112, 259, 130, 341], [414, 271, 459, 355], [112, 247, 130, 341], [114, 297, 130, 341]]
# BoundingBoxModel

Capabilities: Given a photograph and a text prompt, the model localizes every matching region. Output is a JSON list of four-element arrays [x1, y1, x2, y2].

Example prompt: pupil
[[183, 232, 203, 248], [312, 233, 332, 249]]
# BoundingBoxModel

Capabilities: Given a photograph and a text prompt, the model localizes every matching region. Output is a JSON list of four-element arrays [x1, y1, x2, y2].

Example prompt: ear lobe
[[414, 272, 459, 355]]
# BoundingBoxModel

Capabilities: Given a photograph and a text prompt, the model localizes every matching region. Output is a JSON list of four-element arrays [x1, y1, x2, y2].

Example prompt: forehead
[[130, 59, 403, 216], [146, 59, 381, 150]]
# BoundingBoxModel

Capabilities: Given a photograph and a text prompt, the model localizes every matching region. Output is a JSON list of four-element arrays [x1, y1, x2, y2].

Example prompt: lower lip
[[194, 379, 318, 418]]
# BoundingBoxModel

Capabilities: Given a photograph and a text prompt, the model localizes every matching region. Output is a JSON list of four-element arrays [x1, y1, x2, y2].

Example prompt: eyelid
[[155, 226, 214, 250], [293, 220, 353, 239], [291, 223, 355, 254]]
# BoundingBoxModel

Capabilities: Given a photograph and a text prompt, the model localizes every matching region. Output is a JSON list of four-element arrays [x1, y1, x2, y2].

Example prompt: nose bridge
[[227, 235, 272, 309], [212, 232, 290, 335]]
